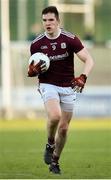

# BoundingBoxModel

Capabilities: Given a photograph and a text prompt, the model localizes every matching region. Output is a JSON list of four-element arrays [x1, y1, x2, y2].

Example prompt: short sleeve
[[30, 42, 41, 55], [70, 35, 84, 53], [30, 35, 43, 55]]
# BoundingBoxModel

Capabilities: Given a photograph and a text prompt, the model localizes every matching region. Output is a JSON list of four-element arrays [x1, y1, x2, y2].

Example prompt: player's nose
[[45, 20, 51, 26]]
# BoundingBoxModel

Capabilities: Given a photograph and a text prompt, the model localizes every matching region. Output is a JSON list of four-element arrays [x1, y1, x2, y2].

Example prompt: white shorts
[[38, 83, 76, 112]]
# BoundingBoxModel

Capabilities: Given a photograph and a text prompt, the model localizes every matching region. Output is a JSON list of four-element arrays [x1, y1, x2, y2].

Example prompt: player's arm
[[76, 47, 94, 77], [71, 48, 94, 92]]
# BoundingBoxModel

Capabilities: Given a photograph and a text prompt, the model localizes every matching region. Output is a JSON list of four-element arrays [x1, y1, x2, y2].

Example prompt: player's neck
[[45, 28, 61, 39]]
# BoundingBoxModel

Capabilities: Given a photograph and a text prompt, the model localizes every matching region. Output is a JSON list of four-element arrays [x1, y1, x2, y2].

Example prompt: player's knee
[[49, 114, 61, 126], [49, 112, 61, 124], [58, 124, 68, 137]]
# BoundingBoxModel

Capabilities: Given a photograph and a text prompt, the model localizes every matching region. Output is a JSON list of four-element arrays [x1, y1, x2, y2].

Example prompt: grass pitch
[[0, 118, 111, 179]]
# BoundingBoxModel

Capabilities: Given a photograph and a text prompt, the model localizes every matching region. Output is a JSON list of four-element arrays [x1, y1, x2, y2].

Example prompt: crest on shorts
[[61, 42, 66, 49]]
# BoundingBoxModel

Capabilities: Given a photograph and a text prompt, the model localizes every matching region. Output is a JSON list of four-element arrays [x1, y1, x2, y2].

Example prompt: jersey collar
[[45, 28, 61, 40]]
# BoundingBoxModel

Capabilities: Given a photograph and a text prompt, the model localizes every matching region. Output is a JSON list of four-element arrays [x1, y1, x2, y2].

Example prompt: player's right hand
[[27, 60, 47, 77], [33, 60, 47, 74]]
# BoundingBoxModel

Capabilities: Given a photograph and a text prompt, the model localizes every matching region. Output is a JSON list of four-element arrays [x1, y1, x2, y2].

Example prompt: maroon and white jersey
[[30, 29, 84, 87]]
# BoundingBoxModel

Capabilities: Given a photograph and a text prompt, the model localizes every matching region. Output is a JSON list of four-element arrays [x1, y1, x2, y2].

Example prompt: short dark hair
[[42, 6, 59, 20]]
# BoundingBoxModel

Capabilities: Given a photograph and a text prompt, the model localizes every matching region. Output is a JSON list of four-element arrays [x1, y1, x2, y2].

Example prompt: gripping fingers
[[73, 86, 81, 93], [40, 62, 47, 73], [33, 60, 47, 74]]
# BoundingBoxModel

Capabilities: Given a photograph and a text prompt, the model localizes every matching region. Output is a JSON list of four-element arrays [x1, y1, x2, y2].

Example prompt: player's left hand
[[71, 74, 87, 93]]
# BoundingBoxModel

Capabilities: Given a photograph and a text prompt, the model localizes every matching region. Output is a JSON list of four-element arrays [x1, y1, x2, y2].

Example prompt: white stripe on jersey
[[61, 29, 75, 39], [32, 33, 45, 44]]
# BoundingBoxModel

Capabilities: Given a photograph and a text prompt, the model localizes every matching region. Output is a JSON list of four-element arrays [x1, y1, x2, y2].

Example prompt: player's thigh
[[39, 83, 59, 102], [60, 111, 73, 127], [39, 83, 61, 119], [61, 111, 73, 123], [60, 87, 76, 112], [45, 99, 62, 121]]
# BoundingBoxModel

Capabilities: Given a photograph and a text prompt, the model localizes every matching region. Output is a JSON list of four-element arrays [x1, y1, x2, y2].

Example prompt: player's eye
[[43, 19, 46, 22]]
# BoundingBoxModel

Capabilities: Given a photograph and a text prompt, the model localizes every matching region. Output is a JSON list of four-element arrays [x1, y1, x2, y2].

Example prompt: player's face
[[42, 13, 60, 37]]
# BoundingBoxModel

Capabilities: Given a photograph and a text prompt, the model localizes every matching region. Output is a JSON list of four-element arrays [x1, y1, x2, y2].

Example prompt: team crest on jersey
[[61, 42, 66, 49]]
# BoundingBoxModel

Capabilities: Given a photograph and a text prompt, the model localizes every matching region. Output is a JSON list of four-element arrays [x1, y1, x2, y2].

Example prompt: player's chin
[[46, 28, 53, 34], [46, 30, 51, 34]]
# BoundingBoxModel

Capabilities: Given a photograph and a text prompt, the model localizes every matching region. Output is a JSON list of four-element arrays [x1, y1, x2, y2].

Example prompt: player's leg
[[45, 99, 61, 142], [53, 86, 75, 158], [54, 111, 72, 157], [38, 83, 62, 165], [49, 86, 75, 174], [44, 99, 62, 165], [49, 111, 72, 174]]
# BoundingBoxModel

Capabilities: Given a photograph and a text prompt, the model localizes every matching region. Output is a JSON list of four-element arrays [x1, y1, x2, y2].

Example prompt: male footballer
[[28, 6, 94, 174]]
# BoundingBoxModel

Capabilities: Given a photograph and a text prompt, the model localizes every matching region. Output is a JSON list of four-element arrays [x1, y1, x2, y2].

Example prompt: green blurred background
[[0, 0, 111, 118], [0, 2, 111, 179], [8, 0, 111, 43]]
